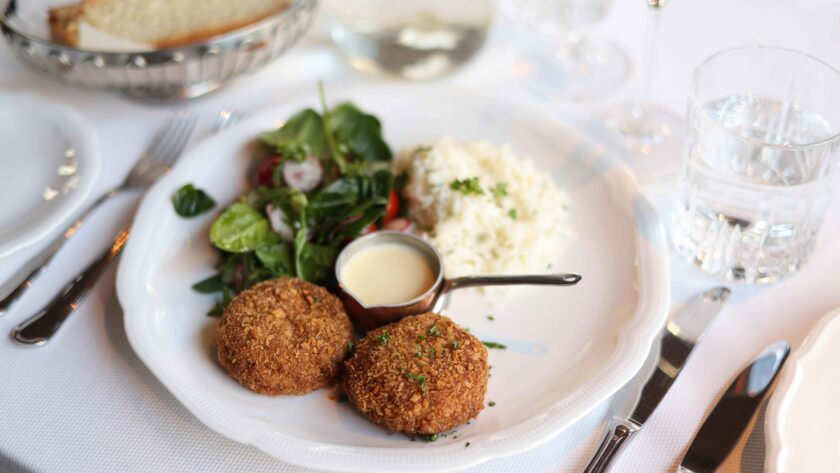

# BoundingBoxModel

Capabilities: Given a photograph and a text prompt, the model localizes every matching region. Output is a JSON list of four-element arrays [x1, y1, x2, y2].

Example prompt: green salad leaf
[[210, 203, 277, 253], [259, 109, 327, 162], [172, 184, 215, 217], [297, 243, 338, 282], [191, 274, 224, 293], [255, 242, 293, 275], [329, 103, 392, 163]]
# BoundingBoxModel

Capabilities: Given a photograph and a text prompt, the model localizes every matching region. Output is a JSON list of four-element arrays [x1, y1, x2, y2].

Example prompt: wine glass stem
[[633, 5, 663, 118]]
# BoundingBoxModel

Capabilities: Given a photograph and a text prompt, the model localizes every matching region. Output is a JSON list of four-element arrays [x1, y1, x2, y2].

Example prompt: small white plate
[[766, 307, 840, 473], [116, 85, 670, 472], [0, 92, 99, 258]]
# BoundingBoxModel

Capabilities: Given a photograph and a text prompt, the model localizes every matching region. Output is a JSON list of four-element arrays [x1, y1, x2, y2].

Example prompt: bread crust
[[47, 0, 288, 49], [48, 4, 84, 47]]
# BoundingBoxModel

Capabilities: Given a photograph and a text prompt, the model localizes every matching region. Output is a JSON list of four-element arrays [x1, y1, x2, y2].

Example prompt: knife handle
[[12, 228, 129, 345], [582, 417, 641, 473]]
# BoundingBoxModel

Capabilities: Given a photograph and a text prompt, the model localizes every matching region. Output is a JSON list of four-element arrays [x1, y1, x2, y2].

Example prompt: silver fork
[[13, 110, 245, 345], [0, 110, 198, 316]]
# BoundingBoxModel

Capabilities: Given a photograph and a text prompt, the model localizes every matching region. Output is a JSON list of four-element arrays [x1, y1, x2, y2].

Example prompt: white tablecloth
[[2, 1, 839, 472]]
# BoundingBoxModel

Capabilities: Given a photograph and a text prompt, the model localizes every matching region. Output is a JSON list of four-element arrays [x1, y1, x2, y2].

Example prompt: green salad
[[176, 86, 408, 316]]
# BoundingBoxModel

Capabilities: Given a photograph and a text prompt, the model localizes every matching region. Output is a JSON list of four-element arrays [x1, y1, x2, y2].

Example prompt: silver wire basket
[[0, 0, 317, 101]]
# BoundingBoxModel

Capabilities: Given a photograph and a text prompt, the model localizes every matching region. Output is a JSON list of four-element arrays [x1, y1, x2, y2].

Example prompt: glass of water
[[671, 46, 840, 283], [330, 0, 493, 80]]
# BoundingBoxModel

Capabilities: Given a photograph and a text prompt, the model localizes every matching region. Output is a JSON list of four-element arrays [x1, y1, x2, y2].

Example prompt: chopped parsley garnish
[[347, 341, 355, 353], [414, 344, 423, 358], [406, 372, 427, 393], [487, 315, 495, 321], [450, 340, 459, 349], [491, 182, 508, 198], [482, 341, 507, 350], [423, 434, 438, 442], [428, 326, 441, 337], [507, 208, 518, 220], [416, 335, 426, 341], [488, 400, 496, 407], [377, 332, 390, 345], [428, 347, 436, 359], [449, 177, 484, 196]]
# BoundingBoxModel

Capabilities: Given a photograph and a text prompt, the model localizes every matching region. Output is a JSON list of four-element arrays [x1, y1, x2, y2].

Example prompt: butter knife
[[678, 341, 790, 473], [583, 287, 731, 473]]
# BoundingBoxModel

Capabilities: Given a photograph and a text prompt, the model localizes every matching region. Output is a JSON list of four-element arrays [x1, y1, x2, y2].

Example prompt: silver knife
[[583, 287, 731, 473], [678, 341, 790, 473]]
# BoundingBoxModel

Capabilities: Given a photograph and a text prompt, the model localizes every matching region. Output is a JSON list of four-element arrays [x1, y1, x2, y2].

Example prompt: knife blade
[[583, 287, 731, 473], [678, 341, 790, 473]]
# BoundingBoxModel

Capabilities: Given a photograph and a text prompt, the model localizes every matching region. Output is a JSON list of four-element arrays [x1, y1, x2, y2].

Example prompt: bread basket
[[0, 0, 317, 101]]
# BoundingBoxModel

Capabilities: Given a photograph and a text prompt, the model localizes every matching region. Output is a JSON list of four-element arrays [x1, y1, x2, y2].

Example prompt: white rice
[[395, 138, 569, 284]]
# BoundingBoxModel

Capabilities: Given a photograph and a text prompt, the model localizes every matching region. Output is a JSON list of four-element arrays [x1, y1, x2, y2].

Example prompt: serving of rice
[[394, 138, 569, 281]]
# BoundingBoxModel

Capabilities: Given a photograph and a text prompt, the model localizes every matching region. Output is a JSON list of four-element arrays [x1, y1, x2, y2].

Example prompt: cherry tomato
[[253, 155, 282, 187], [382, 190, 399, 225]]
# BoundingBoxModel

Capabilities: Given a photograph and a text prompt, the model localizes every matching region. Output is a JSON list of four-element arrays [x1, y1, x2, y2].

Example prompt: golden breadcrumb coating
[[217, 278, 353, 395], [343, 313, 488, 434]]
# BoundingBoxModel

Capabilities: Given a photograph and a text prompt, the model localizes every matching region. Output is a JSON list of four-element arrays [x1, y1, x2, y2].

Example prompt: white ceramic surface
[[766, 307, 840, 473], [0, 92, 99, 258], [116, 85, 670, 472]]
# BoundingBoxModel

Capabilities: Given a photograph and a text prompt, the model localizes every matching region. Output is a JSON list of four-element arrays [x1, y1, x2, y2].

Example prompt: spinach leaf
[[293, 218, 309, 280], [319, 85, 349, 174], [192, 274, 223, 293], [333, 205, 384, 240], [259, 109, 327, 161], [172, 184, 215, 217], [255, 242, 293, 275], [207, 286, 231, 317], [297, 243, 338, 282], [210, 203, 277, 253], [329, 103, 392, 163]]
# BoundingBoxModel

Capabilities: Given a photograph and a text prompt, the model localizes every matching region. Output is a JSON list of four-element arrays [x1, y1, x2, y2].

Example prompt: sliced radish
[[282, 155, 323, 192], [266, 203, 294, 241], [361, 222, 378, 235], [382, 217, 410, 232]]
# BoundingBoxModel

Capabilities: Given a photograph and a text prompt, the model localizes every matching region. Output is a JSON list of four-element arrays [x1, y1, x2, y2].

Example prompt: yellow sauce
[[341, 243, 436, 306]]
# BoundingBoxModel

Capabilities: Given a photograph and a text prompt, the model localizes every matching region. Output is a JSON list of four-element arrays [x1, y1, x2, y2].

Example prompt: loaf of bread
[[49, 0, 292, 48]]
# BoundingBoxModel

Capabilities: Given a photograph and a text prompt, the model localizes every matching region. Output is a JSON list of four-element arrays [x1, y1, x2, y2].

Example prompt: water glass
[[330, 0, 493, 80], [671, 47, 840, 283]]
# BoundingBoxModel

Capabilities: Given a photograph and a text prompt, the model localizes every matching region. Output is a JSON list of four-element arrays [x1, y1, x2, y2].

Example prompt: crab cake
[[217, 278, 354, 395], [343, 312, 488, 434]]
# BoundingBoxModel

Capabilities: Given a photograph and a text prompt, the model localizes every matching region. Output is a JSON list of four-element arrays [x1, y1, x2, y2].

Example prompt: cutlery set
[[0, 109, 243, 345], [585, 287, 790, 473]]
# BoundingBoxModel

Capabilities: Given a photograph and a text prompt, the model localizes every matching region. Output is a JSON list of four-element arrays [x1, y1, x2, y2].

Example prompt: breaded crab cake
[[343, 312, 488, 434], [217, 277, 354, 395]]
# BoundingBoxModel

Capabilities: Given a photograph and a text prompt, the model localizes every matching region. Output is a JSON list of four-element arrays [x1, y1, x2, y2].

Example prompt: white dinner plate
[[116, 85, 670, 472], [0, 92, 99, 258], [765, 307, 840, 473]]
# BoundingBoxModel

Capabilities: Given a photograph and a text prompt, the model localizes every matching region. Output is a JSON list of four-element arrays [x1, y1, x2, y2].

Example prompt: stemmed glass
[[607, 0, 683, 181], [502, 0, 630, 101]]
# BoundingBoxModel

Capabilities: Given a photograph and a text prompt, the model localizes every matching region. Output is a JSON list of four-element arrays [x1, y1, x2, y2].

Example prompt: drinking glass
[[330, 0, 493, 80], [502, 0, 629, 101], [671, 46, 840, 284]]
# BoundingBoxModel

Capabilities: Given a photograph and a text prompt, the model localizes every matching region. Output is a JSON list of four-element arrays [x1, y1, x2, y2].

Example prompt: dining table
[[1, 0, 839, 472]]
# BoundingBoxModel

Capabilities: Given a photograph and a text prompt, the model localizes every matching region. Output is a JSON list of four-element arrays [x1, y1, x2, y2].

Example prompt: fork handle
[[582, 417, 641, 473], [13, 227, 130, 345], [0, 190, 117, 316]]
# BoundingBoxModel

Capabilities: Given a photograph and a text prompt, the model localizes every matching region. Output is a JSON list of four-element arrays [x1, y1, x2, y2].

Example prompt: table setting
[[1, 0, 839, 472]]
